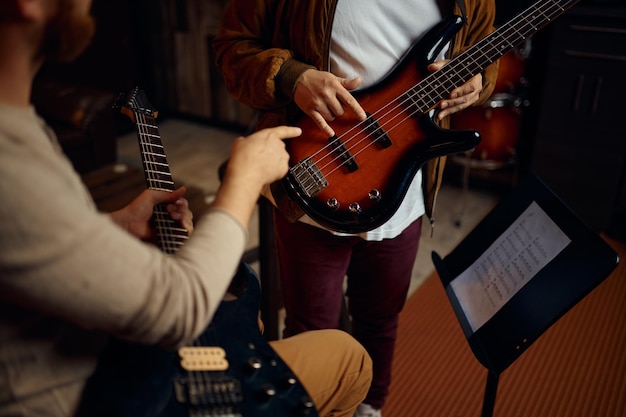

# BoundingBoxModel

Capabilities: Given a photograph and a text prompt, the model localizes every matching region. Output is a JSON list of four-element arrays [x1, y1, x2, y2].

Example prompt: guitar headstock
[[114, 86, 159, 123]]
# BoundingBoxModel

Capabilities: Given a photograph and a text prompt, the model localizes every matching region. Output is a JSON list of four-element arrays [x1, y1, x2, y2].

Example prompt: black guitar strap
[[438, 0, 468, 24], [455, 0, 468, 23]]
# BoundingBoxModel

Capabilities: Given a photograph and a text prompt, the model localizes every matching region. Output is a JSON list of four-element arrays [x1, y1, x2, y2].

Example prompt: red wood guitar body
[[277, 16, 480, 233]]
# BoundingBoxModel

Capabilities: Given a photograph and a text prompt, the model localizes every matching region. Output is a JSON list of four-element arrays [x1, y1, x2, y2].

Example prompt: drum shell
[[451, 95, 522, 168]]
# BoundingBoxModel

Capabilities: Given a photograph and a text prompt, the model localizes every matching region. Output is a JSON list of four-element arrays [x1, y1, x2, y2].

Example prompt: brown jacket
[[213, 0, 498, 226]]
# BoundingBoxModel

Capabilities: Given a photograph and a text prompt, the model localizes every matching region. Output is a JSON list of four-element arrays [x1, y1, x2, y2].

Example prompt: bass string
[[308, 0, 574, 180], [307, 60, 476, 178], [307, 67, 454, 180]]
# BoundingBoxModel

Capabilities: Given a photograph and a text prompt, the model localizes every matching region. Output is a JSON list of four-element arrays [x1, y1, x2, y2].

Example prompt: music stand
[[432, 174, 619, 417]]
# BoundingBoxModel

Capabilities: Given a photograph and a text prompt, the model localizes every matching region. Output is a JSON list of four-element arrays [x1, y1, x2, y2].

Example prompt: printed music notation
[[450, 201, 571, 332]]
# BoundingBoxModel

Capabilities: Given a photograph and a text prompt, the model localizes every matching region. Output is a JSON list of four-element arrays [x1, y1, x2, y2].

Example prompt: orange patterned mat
[[383, 235, 625, 417]]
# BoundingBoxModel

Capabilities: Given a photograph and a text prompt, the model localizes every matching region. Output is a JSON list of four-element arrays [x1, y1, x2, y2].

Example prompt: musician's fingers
[[327, 95, 346, 119], [270, 125, 304, 141], [437, 97, 470, 120], [437, 74, 482, 119], [168, 199, 194, 233], [450, 73, 482, 99], [339, 77, 367, 120], [229, 126, 300, 184], [310, 110, 336, 137], [341, 76, 362, 91], [165, 188, 194, 232], [337, 91, 366, 121], [427, 60, 449, 73]]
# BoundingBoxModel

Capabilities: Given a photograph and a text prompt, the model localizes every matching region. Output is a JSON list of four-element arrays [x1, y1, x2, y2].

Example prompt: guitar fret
[[138, 137, 160, 146], [138, 142, 165, 153], [147, 183, 174, 191], [143, 160, 171, 170], [136, 121, 159, 133], [138, 138, 164, 146], [144, 172, 171, 181]]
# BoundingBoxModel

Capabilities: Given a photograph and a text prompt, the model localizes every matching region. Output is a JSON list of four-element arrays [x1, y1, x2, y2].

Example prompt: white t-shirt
[[300, 0, 444, 240]]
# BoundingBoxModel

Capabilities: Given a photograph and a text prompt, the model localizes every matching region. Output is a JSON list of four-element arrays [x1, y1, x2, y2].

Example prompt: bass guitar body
[[278, 16, 481, 233], [77, 264, 317, 417]]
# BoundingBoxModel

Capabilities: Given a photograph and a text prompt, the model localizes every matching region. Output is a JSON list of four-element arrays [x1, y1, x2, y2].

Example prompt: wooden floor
[[383, 234, 625, 417]]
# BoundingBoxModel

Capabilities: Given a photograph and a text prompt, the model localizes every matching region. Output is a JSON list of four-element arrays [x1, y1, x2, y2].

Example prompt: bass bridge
[[289, 157, 328, 198]]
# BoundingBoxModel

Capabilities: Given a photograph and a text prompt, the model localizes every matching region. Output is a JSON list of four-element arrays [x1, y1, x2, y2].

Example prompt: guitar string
[[297, 0, 576, 191]]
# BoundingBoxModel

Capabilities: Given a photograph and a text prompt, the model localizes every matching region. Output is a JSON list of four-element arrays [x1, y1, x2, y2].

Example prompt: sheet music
[[449, 201, 571, 333]]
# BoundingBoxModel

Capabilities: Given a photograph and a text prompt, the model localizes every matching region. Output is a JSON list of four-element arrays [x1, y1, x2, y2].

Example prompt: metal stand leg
[[454, 151, 472, 228], [481, 370, 499, 417]]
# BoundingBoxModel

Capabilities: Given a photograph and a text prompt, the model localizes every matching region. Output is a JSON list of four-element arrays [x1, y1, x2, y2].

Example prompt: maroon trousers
[[274, 211, 423, 409]]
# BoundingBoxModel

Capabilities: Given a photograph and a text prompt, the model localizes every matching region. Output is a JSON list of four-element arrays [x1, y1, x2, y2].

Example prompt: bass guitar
[[77, 88, 318, 417], [275, 0, 580, 233]]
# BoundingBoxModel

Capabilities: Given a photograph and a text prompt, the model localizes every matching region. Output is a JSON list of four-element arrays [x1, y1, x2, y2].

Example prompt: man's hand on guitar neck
[[109, 187, 194, 242], [429, 59, 483, 121], [294, 69, 367, 138]]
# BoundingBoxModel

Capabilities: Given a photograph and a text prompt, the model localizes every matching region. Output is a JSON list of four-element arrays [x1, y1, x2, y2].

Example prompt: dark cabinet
[[530, 5, 626, 233], [133, 0, 255, 129]]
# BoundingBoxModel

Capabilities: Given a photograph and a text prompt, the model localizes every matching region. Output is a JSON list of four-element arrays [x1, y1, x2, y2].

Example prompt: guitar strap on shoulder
[[455, 0, 468, 24]]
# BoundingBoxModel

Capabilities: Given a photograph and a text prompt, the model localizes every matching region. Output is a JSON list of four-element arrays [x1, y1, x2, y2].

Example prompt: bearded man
[[0, 1, 373, 416]]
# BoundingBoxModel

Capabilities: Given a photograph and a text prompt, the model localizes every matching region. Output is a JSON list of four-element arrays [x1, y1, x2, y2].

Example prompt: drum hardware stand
[[453, 150, 473, 228], [450, 39, 532, 228]]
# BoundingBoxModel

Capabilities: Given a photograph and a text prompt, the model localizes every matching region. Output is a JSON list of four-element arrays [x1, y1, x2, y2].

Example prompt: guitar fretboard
[[133, 112, 189, 254], [408, 0, 580, 114], [136, 115, 174, 192]]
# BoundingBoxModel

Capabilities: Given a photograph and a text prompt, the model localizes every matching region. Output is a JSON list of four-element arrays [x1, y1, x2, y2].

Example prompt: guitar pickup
[[179, 346, 229, 371], [364, 112, 392, 148], [328, 135, 359, 172], [174, 374, 243, 409]]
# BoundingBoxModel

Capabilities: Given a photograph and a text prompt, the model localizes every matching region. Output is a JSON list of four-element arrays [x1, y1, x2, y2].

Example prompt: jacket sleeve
[[213, 0, 311, 110]]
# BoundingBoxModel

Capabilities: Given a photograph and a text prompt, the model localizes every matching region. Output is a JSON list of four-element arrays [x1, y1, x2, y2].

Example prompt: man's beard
[[39, 0, 96, 62]]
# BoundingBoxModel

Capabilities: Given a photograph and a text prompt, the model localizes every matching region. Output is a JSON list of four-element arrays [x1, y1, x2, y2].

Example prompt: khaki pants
[[271, 329, 373, 417]]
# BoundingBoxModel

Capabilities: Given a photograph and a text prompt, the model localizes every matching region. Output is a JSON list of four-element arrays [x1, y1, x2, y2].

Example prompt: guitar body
[[278, 16, 481, 233], [77, 263, 317, 417]]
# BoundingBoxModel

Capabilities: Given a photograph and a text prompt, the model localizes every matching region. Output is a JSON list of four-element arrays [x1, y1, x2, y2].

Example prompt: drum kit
[[450, 39, 531, 170]]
